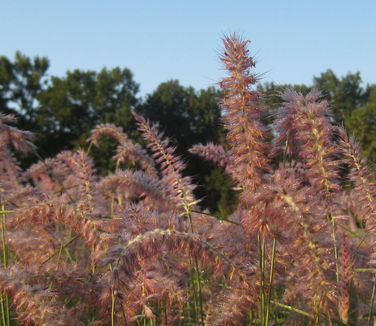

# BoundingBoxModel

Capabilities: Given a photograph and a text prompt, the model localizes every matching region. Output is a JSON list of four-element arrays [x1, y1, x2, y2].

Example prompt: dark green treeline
[[1, 52, 375, 215]]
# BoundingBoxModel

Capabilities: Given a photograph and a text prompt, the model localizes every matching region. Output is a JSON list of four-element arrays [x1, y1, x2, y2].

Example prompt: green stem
[[354, 268, 376, 272], [186, 205, 204, 325], [4, 295, 8, 326], [194, 259, 204, 326], [330, 215, 339, 283], [110, 264, 116, 326], [271, 301, 347, 326], [42, 234, 80, 264], [190, 210, 241, 225], [188, 257, 199, 320], [258, 232, 266, 326], [265, 238, 276, 326], [1, 205, 8, 268], [327, 313, 332, 326], [367, 274, 376, 326], [86, 141, 93, 155], [0, 295, 6, 326], [1, 204, 9, 326], [271, 300, 312, 318]]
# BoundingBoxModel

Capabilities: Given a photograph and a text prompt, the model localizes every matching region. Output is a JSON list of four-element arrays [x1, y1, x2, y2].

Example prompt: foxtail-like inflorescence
[[0, 34, 374, 326]]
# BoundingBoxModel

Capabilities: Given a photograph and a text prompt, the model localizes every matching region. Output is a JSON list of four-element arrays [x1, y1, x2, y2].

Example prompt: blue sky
[[2, 1, 375, 96]]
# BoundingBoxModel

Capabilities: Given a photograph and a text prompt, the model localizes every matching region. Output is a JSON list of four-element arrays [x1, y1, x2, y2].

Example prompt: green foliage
[[36, 68, 139, 156], [258, 70, 370, 125], [137, 80, 233, 215], [345, 86, 376, 169], [313, 69, 369, 122], [257, 82, 311, 115], [258, 71, 376, 176], [202, 166, 238, 217], [137, 80, 224, 149], [0, 51, 49, 127], [0, 54, 140, 172], [0, 37, 376, 325], [1, 51, 376, 216]]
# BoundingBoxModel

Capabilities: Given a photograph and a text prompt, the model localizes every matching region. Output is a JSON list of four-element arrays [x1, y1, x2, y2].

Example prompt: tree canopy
[[0, 52, 374, 214]]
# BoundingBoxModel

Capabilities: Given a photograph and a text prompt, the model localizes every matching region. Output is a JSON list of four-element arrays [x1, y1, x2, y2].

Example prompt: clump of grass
[[0, 35, 374, 326]]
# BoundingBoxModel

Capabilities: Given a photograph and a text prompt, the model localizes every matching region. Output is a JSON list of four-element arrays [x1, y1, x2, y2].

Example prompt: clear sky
[[2, 1, 375, 96]]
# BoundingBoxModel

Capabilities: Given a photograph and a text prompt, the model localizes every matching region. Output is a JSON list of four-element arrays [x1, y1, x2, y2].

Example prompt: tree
[[34, 67, 140, 165], [345, 85, 376, 169], [313, 69, 369, 122], [137, 80, 223, 149], [0, 51, 49, 128], [257, 82, 312, 125], [137, 80, 235, 215], [0, 52, 140, 170]]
